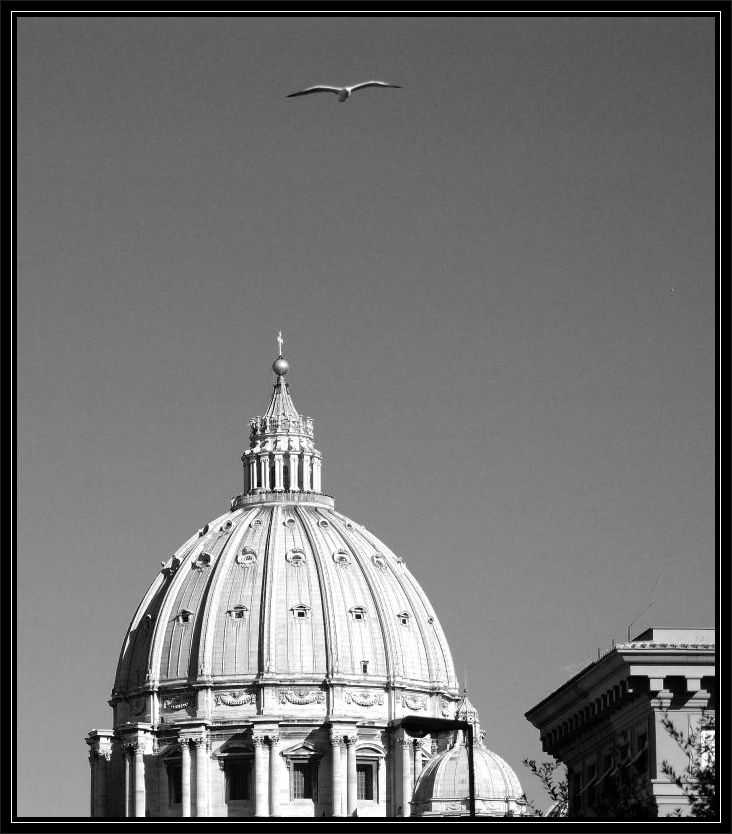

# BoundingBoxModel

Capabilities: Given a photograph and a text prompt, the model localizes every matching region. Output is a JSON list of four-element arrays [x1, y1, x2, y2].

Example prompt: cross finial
[[277, 331, 283, 356]]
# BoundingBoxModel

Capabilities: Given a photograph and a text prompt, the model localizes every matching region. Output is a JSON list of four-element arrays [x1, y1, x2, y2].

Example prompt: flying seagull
[[286, 81, 402, 102]]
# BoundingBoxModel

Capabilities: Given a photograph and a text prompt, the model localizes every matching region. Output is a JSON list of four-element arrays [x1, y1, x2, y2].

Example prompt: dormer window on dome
[[397, 611, 411, 626], [291, 604, 311, 619], [286, 548, 306, 566], [194, 552, 211, 569], [333, 549, 352, 567], [226, 605, 248, 621], [349, 606, 367, 621], [176, 609, 194, 625], [236, 548, 257, 567]]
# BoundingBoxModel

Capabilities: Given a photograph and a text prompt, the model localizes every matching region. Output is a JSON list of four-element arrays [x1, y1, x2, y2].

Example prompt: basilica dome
[[113, 349, 457, 704], [113, 493, 458, 696]]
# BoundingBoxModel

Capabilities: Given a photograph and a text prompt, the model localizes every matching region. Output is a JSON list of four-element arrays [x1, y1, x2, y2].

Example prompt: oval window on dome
[[283, 517, 297, 529], [333, 550, 352, 567], [317, 518, 330, 528], [236, 548, 257, 567], [221, 520, 234, 532], [250, 517, 263, 528], [286, 548, 306, 566], [345, 522, 354, 532]]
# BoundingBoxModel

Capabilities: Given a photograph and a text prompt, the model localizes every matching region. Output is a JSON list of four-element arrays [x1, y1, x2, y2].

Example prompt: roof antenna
[[626, 575, 659, 641]]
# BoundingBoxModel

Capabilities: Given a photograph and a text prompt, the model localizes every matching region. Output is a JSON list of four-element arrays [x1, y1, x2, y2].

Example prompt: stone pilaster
[[345, 733, 358, 817], [268, 734, 281, 816], [124, 745, 132, 817], [192, 736, 209, 817], [312, 456, 322, 492], [133, 742, 146, 818], [413, 739, 423, 786], [273, 454, 284, 491], [400, 737, 412, 817], [288, 453, 299, 490], [249, 456, 257, 491], [259, 455, 270, 491], [87, 739, 112, 818], [302, 454, 312, 491], [179, 738, 192, 818], [253, 735, 269, 817], [330, 732, 343, 817]]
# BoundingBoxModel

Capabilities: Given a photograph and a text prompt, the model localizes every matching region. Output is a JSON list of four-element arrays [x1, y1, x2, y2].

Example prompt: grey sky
[[17, 15, 716, 816]]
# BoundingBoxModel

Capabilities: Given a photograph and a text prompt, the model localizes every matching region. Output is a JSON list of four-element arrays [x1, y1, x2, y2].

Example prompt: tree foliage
[[524, 711, 717, 819], [660, 712, 716, 819], [521, 758, 567, 816]]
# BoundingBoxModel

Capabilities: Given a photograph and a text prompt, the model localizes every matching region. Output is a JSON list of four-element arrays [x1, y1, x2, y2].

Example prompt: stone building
[[86, 347, 526, 817], [524, 628, 715, 817]]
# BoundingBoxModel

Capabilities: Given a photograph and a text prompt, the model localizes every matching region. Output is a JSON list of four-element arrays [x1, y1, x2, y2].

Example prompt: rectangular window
[[357, 762, 374, 800], [227, 761, 251, 801], [167, 764, 182, 805], [292, 762, 313, 799]]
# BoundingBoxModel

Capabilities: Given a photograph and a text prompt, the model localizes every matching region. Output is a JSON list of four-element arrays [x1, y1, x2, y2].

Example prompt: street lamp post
[[400, 715, 476, 819]]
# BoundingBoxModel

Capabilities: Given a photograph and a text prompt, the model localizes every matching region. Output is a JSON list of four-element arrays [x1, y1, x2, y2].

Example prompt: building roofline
[[525, 632, 715, 720]]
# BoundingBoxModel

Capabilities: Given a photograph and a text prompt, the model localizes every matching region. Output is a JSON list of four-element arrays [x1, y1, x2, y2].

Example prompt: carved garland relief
[[402, 694, 428, 711], [278, 689, 326, 705], [214, 690, 256, 706], [345, 691, 385, 707]]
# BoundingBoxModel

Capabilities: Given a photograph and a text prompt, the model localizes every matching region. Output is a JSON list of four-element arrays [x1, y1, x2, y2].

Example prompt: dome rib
[[401, 568, 454, 688], [199, 507, 257, 679], [258, 506, 279, 675], [353, 524, 435, 686], [324, 510, 396, 682], [115, 526, 204, 692], [296, 507, 337, 679], [147, 510, 232, 687], [187, 516, 243, 680]]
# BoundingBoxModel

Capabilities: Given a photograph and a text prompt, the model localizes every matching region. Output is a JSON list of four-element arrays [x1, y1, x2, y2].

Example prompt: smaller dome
[[411, 740, 528, 817]]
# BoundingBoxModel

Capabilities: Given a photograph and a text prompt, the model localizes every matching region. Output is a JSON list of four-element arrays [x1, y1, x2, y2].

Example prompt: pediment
[[281, 740, 321, 758], [356, 741, 386, 757]]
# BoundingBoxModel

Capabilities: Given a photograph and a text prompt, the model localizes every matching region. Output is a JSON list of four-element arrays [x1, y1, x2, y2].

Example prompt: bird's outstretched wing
[[286, 85, 342, 98], [349, 81, 402, 92]]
